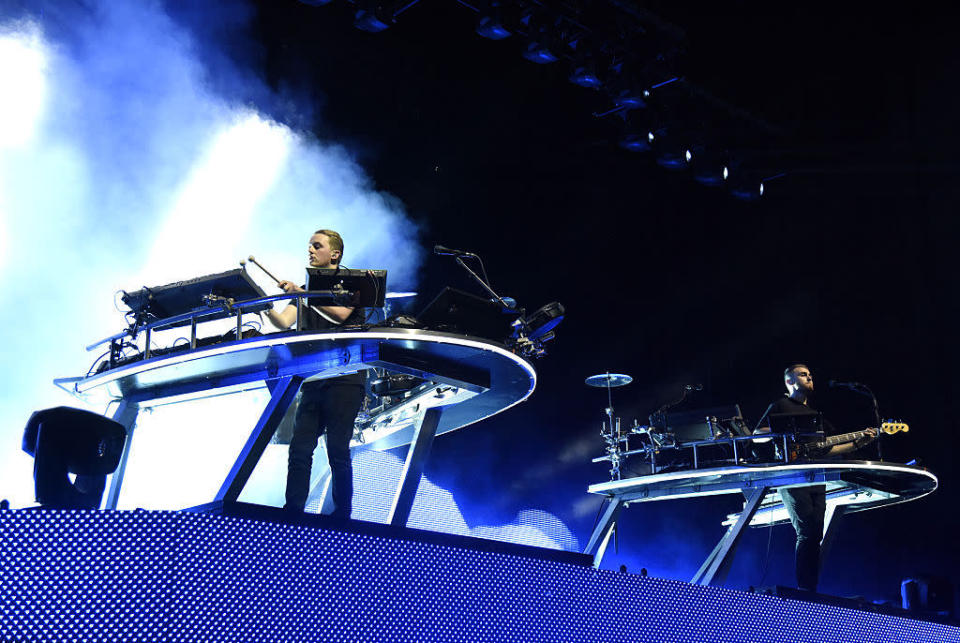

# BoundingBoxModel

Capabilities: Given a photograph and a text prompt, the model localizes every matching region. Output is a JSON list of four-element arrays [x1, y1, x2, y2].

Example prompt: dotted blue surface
[[1, 510, 956, 642]]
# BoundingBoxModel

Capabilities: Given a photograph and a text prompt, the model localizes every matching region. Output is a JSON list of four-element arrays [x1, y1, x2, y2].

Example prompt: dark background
[[232, 1, 956, 602]]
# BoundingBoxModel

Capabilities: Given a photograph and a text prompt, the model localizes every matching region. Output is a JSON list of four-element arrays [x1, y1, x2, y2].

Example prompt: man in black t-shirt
[[754, 363, 876, 591], [266, 229, 365, 519]]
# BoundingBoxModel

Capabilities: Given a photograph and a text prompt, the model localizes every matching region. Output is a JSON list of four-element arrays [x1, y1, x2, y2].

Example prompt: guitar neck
[[821, 429, 873, 447]]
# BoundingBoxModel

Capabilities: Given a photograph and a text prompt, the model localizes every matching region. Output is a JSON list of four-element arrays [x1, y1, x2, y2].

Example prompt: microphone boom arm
[[452, 254, 511, 309]]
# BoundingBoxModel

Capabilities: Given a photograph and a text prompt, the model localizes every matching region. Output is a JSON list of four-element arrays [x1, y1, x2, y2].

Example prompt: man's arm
[[825, 428, 878, 456], [265, 304, 297, 330], [264, 281, 355, 330]]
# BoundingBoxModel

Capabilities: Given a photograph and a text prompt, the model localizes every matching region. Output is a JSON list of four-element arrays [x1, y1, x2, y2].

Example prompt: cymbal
[[385, 292, 418, 299], [585, 373, 633, 388]]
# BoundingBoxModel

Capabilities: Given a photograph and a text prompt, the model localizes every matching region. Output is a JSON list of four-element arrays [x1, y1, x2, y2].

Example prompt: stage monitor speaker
[[417, 287, 518, 342]]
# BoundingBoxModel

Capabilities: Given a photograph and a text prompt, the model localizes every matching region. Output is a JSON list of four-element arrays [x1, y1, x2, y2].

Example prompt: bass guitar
[[788, 421, 909, 460]]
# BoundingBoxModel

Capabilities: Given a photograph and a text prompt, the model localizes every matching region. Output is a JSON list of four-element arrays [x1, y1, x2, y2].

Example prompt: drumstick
[[247, 255, 282, 285]]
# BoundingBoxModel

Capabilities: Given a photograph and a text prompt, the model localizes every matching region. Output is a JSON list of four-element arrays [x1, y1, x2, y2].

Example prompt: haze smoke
[[0, 0, 421, 506]]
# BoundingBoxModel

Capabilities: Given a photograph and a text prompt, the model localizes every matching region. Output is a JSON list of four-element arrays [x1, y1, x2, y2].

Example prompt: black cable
[[85, 349, 112, 377], [120, 341, 141, 357], [589, 496, 608, 533], [473, 255, 493, 291], [113, 289, 128, 313], [364, 270, 382, 324]]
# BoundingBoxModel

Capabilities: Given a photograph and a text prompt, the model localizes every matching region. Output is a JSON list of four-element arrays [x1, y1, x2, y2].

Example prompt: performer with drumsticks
[[754, 363, 877, 591], [262, 229, 365, 519]]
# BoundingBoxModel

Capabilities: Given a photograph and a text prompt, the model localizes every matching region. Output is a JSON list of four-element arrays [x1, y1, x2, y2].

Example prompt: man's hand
[[277, 280, 305, 294], [854, 427, 879, 449]]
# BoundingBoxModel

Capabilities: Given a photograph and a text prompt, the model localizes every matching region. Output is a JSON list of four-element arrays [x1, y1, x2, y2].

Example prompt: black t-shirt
[[296, 284, 365, 331], [296, 286, 367, 389], [756, 396, 837, 436]]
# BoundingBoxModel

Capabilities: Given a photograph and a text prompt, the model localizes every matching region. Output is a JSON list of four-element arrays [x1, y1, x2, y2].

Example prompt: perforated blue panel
[[1, 510, 956, 642]]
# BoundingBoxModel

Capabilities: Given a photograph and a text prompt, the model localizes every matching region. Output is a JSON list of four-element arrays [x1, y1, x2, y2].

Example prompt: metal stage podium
[[584, 461, 938, 586], [55, 328, 536, 525]]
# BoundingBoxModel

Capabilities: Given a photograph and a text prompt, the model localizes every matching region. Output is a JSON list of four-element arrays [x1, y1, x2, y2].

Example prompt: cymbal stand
[[599, 374, 624, 480]]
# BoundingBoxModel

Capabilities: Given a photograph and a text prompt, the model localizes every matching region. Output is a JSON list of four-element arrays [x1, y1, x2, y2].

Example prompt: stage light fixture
[[354, 3, 393, 33], [567, 42, 604, 89], [619, 113, 657, 152], [522, 40, 558, 64], [729, 171, 782, 200], [477, 16, 511, 40], [612, 88, 648, 110], [523, 302, 565, 340], [655, 145, 692, 170], [689, 148, 730, 186], [476, 3, 511, 40], [692, 163, 729, 186], [569, 63, 602, 89], [21, 407, 127, 509], [619, 133, 653, 152], [729, 175, 764, 201]]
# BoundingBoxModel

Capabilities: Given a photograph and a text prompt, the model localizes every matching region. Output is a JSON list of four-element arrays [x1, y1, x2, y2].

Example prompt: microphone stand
[[648, 385, 693, 431], [846, 383, 884, 461], [452, 255, 511, 310], [863, 385, 884, 461]]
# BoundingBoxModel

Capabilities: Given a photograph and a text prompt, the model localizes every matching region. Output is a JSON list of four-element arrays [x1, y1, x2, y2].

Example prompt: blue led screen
[[2, 510, 956, 642]]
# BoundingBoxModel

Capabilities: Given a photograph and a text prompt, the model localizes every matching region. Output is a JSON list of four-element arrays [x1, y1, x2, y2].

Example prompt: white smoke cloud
[[0, 0, 421, 507]]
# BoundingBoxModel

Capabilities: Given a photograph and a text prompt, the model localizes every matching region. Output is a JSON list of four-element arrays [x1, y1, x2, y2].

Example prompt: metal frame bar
[[103, 399, 142, 509], [818, 503, 848, 573], [86, 291, 350, 353], [216, 375, 303, 503], [388, 407, 443, 526], [692, 486, 769, 586], [583, 497, 625, 568], [592, 433, 795, 469]]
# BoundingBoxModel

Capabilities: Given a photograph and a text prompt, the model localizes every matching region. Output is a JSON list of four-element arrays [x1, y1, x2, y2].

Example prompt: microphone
[[434, 245, 477, 258], [829, 380, 863, 390], [685, 384, 703, 391]]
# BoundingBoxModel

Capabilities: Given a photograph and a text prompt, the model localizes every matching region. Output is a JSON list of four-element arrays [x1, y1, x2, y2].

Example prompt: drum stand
[[585, 372, 633, 481]]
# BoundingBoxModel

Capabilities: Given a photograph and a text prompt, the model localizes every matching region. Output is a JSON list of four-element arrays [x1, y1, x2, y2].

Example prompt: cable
[[589, 496, 609, 533], [113, 289, 128, 313], [363, 269, 382, 324], [85, 349, 112, 377], [473, 255, 493, 291]]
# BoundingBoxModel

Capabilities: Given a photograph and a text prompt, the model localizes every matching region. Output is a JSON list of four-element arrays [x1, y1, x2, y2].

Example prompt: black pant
[[285, 375, 365, 518], [780, 484, 826, 591]]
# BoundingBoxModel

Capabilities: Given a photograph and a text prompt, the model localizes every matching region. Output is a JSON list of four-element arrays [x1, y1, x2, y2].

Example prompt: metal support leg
[[692, 486, 769, 586], [104, 399, 142, 509], [388, 407, 442, 527], [583, 497, 625, 568], [216, 375, 303, 503], [818, 503, 848, 575]]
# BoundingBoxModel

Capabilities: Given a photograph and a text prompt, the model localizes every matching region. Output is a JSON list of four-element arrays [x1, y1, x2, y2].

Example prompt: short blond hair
[[315, 229, 344, 265]]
